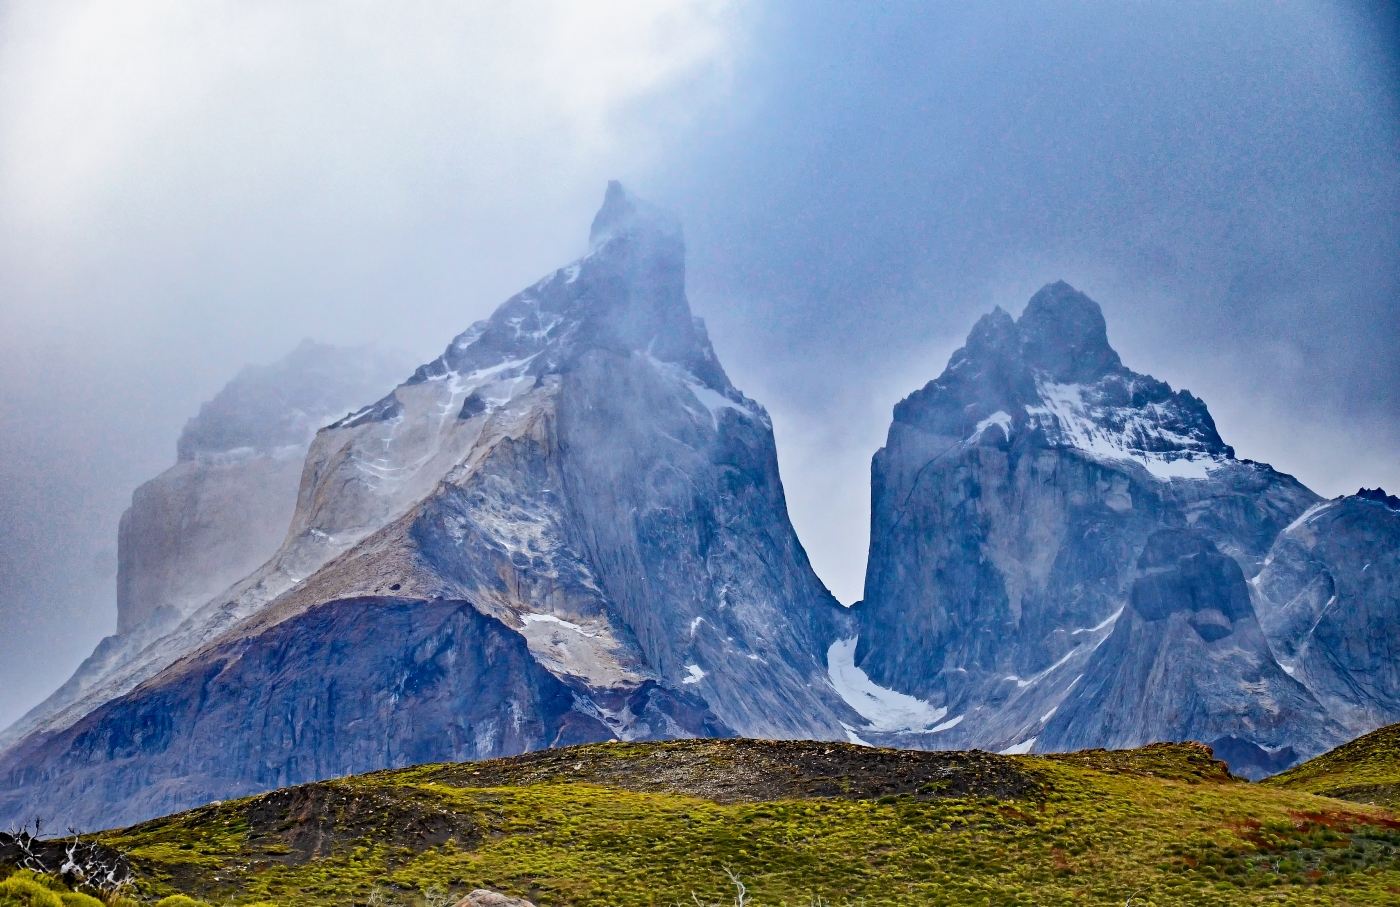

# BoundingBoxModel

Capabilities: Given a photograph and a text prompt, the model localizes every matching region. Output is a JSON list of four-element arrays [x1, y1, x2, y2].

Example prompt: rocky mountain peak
[[1016, 281, 1123, 383], [0, 181, 851, 830], [962, 305, 1019, 359], [892, 282, 1229, 479], [858, 281, 1327, 773], [391, 182, 729, 410], [588, 180, 682, 251]]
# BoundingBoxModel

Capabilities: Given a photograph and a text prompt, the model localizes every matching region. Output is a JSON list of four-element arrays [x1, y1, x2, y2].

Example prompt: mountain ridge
[[843, 281, 1339, 775], [4, 188, 1397, 828], [0, 183, 855, 831]]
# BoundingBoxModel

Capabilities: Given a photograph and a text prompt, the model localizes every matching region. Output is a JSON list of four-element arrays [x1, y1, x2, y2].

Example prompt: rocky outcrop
[[1252, 490, 1400, 735], [455, 892, 537, 907], [840, 282, 1324, 766], [0, 341, 406, 757], [1039, 530, 1340, 778], [0, 183, 854, 830]]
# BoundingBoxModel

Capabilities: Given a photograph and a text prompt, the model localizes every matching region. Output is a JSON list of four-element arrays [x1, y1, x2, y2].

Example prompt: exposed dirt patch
[[414, 738, 1045, 803], [242, 782, 477, 863], [115, 781, 483, 894]]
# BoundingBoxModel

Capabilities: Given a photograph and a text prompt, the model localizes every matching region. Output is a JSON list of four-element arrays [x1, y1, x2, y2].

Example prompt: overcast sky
[[1, 1, 1396, 729]]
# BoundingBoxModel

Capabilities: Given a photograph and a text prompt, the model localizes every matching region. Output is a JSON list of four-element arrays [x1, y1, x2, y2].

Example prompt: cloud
[[0, 0, 742, 350], [0, 0, 744, 729], [0, 0, 1395, 725], [0, 0, 738, 221]]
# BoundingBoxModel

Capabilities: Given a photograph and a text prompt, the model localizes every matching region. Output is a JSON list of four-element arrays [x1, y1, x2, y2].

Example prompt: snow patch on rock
[[968, 410, 1012, 443], [1027, 379, 1224, 481], [931, 714, 964, 733], [827, 638, 947, 732]]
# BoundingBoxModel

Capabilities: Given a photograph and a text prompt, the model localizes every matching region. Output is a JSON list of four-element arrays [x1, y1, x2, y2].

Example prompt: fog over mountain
[[1, 0, 1396, 729]]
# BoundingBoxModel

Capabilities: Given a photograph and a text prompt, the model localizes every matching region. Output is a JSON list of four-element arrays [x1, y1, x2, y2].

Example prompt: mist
[[1, 0, 1396, 729]]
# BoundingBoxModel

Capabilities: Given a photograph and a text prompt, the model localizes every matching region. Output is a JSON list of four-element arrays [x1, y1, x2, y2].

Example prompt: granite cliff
[[839, 283, 1340, 776], [1039, 529, 1341, 775], [1253, 489, 1400, 736]]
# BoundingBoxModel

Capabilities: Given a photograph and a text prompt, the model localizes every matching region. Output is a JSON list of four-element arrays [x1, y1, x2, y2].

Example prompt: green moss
[[90, 744, 1400, 907], [1046, 740, 1238, 783], [0, 877, 64, 907], [57, 893, 103, 907], [1265, 721, 1400, 809], [153, 896, 212, 907], [10, 873, 64, 894]]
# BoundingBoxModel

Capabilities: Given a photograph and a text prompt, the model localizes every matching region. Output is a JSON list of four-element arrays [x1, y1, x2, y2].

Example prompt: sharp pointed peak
[[963, 305, 1018, 356], [588, 180, 681, 250]]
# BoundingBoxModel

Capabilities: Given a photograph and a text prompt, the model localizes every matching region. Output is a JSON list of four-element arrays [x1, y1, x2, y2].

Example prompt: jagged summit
[[1357, 487, 1400, 509], [361, 182, 733, 429], [895, 281, 1230, 481], [852, 281, 1323, 769], [588, 179, 682, 249], [1017, 281, 1123, 383], [0, 183, 852, 830]]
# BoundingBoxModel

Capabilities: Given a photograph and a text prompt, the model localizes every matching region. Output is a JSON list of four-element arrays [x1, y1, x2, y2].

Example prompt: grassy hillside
[[1266, 721, 1400, 809], [35, 738, 1391, 907]]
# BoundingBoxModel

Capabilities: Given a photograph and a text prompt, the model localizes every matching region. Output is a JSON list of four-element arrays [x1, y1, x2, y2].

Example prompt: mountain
[[5, 197, 1390, 828], [1252, 489, 1400, 736], [0, 183, 854, 831], [840, 282, 1336, 775], [0, 340, 408, 756]]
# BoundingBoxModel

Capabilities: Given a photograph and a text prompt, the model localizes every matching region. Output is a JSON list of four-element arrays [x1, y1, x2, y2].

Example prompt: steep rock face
[[842, 282, 1321, 764], [0, 183, 853, 829], [228, 181, 850, 738], [1253, 490, 1400, 735], [1039, 530, 1340, 779], [0, 341, 406, 755], [0, 597, 610, 830], [117, 457, 303, 635], [120, 340, 408, 635]]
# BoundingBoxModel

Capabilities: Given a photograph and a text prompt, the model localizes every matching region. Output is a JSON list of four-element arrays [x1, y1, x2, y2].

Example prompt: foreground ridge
[[1266, 720, 1400, 809], [7, 737, 1398, 907]]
